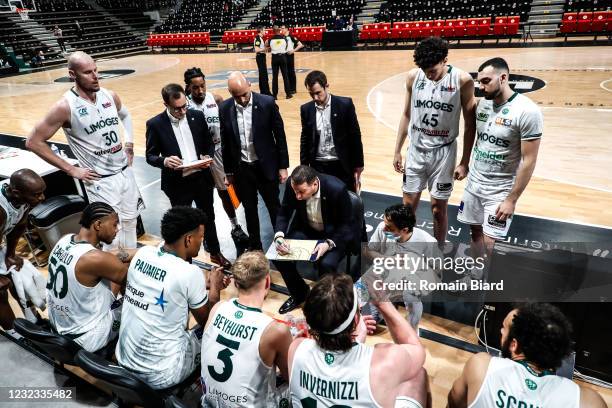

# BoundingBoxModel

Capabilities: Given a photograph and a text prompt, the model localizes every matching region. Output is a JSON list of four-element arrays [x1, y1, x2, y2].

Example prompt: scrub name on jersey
[[80, 111, 122, 156], [298, 370, 359, 401], [494, 388, 545, 408]]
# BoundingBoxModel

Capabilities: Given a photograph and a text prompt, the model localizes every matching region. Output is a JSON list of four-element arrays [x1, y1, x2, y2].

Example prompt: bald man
[[220, 72, 289, 250], [1, 169, 47, 330], [26, 51, 142, 251]]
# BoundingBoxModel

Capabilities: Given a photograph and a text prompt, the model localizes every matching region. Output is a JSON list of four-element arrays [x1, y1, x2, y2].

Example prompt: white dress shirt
[[315, 95, 338, 161], [305, 179, 324, 232], [167, 110, 199, 177], [235, 98, 258, 162]]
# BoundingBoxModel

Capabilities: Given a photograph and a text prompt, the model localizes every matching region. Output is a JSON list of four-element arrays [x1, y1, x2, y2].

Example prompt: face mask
[[383, 231, 399, 242]]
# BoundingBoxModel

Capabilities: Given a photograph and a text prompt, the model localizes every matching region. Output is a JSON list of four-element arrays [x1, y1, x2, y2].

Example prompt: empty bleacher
[[159, 0, 257, 34], [249, 0, 366, 29], [0, 13, 63, 67]]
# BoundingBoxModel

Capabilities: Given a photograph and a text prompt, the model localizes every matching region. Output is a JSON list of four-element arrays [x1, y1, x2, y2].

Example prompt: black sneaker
[[231, 225, 249, 243]]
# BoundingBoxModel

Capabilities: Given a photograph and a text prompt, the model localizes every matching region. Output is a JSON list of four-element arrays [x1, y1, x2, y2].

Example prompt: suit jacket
[[220, 92, 289, 182], [276, 174, 352, 252], [300, 94, 364, 174], [145, 109, 214, 195]]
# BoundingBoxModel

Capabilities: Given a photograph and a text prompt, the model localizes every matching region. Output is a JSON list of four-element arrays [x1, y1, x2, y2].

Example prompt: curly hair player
[[393, 37, 476, 245]]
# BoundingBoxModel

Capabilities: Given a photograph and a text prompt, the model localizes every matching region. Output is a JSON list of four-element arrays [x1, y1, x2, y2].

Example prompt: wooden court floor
[[0, 46, 611, 228]]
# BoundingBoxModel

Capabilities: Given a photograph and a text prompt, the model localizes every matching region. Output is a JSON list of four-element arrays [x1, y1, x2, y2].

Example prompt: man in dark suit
[[300, 70, 364, 192], [145, 83, 231, 268], [220, 71, 289, 251], [273, 165, 353, 314]]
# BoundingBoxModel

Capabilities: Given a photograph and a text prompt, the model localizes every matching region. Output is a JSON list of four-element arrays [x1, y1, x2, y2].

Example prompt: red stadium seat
[[506, 16, 520, 35], [443, 19, 456, 37], [577, 12, 593, 33], [422, 20, 434, 37], [493, 16, 507, 36], [432, 19, 445, 37], [380, 23, 391, 40], [560, 13, 577, 34], [478, 17, 491, 36], [455, 19, 467, 36], [466, 18, 479, 36], [592, 11, 607, 32]]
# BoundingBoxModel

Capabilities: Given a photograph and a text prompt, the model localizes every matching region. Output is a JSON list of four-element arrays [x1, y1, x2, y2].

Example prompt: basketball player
[[393, 37, 476, 244], [0, 169, 47, 330], [183, 67, 249, 245], [448, 303, 606, 408], [201, 251, 292, 407], [458, 57, 542, 257], [289, 274, 430, 408], [116, 206, 227, 389], [26, 51, 142, 251], [47, 202, 134, 352]]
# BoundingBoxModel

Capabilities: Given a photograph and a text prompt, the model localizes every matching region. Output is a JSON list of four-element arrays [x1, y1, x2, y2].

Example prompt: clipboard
[[265, 239, 326, 261]]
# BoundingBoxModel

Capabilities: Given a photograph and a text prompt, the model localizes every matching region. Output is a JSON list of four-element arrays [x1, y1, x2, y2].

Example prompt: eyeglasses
[[169, 104, 187, 113]]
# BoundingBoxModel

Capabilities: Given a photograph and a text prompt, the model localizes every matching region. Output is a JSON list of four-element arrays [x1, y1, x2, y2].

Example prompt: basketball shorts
[[395, 396, 424, 408], [457, 188, 512, 240], [403, 140, 456, 200], [85, 166, 144, 221], [144, 327, 202, 390], [210, 148, 227, 191], [75, 296, 122, 352]]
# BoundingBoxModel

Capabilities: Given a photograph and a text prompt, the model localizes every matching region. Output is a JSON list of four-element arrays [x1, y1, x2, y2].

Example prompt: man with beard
[[46, 202, 134, 352], [201, 251, 293, 407], [448, 303, 606, 408], [27, 51, 142, 252], [457, 57, 542, 256], [184, 67, 249, 248]]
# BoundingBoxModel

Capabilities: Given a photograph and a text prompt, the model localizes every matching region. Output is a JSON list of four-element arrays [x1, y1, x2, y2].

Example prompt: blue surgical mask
[[383, 231, 399, 242]]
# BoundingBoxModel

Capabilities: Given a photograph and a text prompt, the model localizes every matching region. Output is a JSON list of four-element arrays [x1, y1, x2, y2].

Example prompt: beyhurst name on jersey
[[409, 66, 463, 150], [467, 92, 543, 198], [63, 87, 127, 174]]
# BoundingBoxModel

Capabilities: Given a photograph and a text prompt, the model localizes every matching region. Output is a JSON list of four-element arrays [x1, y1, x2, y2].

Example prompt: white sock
[[23, 306, 38, 323]]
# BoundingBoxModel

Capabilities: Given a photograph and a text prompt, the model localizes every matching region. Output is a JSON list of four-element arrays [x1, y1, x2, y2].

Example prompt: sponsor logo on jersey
[[473, 146, 508, 162], [154, 288, 168, 312], [94, 144, 123, 156], [78, 107, 88, 117], [477, 131, 510, 148], [502, 107, 510, 115], [477, 112, 489, 122], [487, 215, 507, 229], [411, 124, 450, 137], [525, 378, 538, 390], [102, 101, 112, 108], [416, 80, 426, 90], [459, 201, 464, 212], [440, 85, 456, 92], [84, 117, 120, 135], [496, 117, 512, 127], [234, 310, 243, 319], [437, 183, 452, 192], [414, 99, 454, 112], [324, 353, 335, 365], [279, 398, 290, 408]]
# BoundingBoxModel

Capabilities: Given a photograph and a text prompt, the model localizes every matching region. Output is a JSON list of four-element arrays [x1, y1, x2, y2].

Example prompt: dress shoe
[[286, 94, 293, 99], [210, 253, 232, 269], [279, 296, 306, 314], [231, 225, 249, 244]]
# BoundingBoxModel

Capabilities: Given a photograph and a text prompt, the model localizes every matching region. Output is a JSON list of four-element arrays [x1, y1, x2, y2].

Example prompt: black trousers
[[234, 161, 280, 250], [271, 54, 290, 98], [287, 53, 296, 93], [273, 228, 345, 300], [313, 160, 355, 192], [256, 53, 271, 95], [165, 172, 221, 254]]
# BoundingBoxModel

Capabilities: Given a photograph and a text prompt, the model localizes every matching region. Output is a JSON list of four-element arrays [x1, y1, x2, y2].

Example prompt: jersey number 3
[[207, 334, 240, 383]]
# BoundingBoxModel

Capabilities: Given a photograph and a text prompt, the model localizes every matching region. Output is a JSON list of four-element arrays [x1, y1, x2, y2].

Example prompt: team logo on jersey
[[437, 183, 452, 192], [154, 289, 168, 312], [502, 108, 510, 115], [525, 378, 538, 390], [495, 117, 513, 127], [487, 215, 507, 229], [234, 310, 243, 319], [440, 85, 456, 92], [324, 353, 335, 365], [279, 399, 290, 408], [78, 107, 88, 117], [102, 101, 112, 108], [416, 80, 426, 90], [477, 112, 489, 122]]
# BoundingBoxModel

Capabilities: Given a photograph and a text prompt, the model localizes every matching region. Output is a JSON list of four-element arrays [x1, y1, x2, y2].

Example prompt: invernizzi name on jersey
[[212, 313, 259, 340], [300, 371, 359, 401], [83, 117, 119, 135], [414, 99, 455, 112]]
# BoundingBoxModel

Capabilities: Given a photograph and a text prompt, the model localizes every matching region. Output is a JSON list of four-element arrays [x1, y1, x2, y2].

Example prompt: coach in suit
[[273, 165, 353, 314], [145, 83, 230, 268], [220, 71, 289, 251], [300, 70, 364, 192]]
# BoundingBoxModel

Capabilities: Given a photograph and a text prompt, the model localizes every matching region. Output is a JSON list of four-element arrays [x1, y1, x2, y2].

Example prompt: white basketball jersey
[[290, 339, 381, 407], [116, 244, 208, 385], [467, 92, 543, 198], [46, 234, 114, 336], [469, 357, 580, 408], [188, 92, 221, 149], [201, 299, 276, 407], [0, 180, 27, 238], [63, 87, 127, 175], [409, 66, 463, 150]]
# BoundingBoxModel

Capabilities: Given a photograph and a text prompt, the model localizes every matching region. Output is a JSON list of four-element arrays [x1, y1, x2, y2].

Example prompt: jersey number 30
[[207, 334, 240, 383], [103, 131, 118, 146]]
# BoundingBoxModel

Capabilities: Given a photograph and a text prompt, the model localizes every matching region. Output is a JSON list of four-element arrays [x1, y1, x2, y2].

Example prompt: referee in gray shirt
[[266, 26, 292, 100]]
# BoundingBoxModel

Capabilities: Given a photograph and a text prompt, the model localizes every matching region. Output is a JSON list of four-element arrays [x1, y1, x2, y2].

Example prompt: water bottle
[[50, 144, 59, 156]]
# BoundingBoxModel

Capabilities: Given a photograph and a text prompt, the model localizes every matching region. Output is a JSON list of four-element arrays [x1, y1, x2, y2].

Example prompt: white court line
[[140, 178, 160, 191], [361, 188, 612, 230], [365, 70, 408, 131], [600, 79, 612, 92]]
